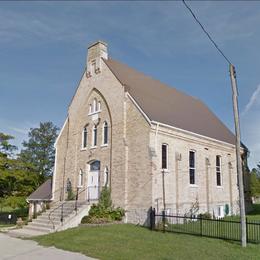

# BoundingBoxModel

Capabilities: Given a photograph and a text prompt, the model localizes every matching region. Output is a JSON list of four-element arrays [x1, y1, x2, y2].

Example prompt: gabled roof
[[104, 58, 236, 145], [28, 178, 52, 201]]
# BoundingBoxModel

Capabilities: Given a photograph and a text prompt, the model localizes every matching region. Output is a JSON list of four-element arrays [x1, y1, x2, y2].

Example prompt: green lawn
[[33, 224, 260, 260]]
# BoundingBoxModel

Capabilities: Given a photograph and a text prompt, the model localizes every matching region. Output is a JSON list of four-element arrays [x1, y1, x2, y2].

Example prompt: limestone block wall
[[53, 59, 127, 209], [150, 123, 239, 217], [124, 95, 152, 224]]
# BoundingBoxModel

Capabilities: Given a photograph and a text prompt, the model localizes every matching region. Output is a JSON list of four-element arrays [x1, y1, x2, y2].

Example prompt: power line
[[182, 0, 232, 65]]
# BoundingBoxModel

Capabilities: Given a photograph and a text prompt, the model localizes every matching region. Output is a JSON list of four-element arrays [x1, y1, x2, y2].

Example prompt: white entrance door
[[87, 170, 99, 200]]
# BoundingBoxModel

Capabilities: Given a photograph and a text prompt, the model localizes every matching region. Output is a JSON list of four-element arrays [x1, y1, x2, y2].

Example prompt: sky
[[0, 1, 259, 169]]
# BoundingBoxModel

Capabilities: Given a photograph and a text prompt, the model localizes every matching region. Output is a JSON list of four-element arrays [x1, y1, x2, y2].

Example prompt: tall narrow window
[[98, 101, 101, 111], [189, 151, 195, 185], [89, 104, 92, 114], [216, 155, 221, 186], [82, 127, 88, 148], [78, 169, 83, 187], [104, 167, 109, 186], [162, 144, 168, 169], [92, 125, 97, 146], [93, 98, 97, 113], [103, 121, 108, 145]]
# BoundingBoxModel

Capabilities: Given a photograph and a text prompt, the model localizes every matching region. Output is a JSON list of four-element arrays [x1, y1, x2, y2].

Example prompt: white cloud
[[242, 85, 260, 116]]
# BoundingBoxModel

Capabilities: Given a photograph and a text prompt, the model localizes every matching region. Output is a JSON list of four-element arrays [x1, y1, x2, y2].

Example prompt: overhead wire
[[182, 0, 232, 65]]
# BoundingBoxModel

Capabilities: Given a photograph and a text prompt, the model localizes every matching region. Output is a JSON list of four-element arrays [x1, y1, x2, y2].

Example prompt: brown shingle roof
[[104, 58, 236, 145], [27, 179, 52, 201]]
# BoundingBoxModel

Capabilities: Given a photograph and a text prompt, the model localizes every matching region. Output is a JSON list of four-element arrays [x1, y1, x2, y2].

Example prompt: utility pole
[[229, 64, 247, 247]]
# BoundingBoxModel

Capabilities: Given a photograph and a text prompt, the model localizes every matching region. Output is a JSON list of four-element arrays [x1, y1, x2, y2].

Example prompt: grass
[[32, 224, 260, 260]]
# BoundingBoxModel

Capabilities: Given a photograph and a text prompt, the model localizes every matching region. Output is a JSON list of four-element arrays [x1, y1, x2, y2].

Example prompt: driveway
[[0, 233, 95, 260]]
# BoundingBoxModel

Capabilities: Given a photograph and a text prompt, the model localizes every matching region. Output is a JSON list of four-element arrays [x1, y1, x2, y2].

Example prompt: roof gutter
[[151, 120, 240, 150]]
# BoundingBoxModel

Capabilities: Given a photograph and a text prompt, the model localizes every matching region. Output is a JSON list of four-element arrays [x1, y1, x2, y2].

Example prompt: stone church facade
[[52, 41, 245, 224]]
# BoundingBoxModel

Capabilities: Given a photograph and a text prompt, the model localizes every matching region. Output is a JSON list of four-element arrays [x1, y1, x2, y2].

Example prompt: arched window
[[103, 121, 108, 145], [104, 167, 109, 186], [78, 169, 83, 187], [89, 104, 92, 114], [82, 127, 88, 148], [98, 101, 101, 111], [90, 160, 100, 171], [92, 125, 97, 146]]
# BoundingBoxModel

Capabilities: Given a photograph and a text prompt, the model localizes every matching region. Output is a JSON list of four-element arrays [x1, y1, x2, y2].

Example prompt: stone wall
[[150, 123, 240, 217]]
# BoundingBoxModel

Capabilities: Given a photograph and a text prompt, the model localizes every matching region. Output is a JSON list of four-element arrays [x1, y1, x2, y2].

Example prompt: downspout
[[205, 157, 210, 212], [61, 115, 70, 202]]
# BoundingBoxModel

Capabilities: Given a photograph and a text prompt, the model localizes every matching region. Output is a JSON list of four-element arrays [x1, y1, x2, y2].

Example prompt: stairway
[[8, 201, 90, 238]]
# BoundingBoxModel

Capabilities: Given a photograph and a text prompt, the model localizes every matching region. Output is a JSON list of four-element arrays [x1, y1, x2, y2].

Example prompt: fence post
[[150, 207, 155, 230], [200, 217, 203, 236]]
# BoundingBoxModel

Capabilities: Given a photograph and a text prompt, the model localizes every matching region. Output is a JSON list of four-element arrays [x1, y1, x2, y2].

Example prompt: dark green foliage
[[0, 133, 17, 157], [250, 167, 260, 197], [0, 131, 41, 214], [19, 122, 59, 179], [67, 189, 75, 201], [98, 186, 112, 209], [198, 212, 212, 219], [81, 187, 125, 224]]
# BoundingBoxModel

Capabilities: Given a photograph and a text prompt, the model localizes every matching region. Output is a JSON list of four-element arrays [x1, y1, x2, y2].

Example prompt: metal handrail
[[48, 186, 90, 230]]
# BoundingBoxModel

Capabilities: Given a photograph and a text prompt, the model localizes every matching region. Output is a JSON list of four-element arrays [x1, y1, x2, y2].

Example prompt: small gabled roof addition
[[27, 178, 52, 201]]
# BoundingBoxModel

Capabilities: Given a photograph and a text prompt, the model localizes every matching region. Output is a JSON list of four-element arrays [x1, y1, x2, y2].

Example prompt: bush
[[81, 187, 125, 224], [198, 212, 212, 219], [3, 196, 27, 209]]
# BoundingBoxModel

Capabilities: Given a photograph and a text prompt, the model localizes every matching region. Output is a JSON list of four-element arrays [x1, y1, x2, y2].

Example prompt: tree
[[19, 122, 59, 179], [250, 167, 260, 198], [0, 132, 17, 157], [0, 131, 40, 209]]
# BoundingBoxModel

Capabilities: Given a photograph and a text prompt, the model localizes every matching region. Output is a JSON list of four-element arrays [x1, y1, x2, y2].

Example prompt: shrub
[[198, 212, 212, 219], [81, 187, 125, 224]]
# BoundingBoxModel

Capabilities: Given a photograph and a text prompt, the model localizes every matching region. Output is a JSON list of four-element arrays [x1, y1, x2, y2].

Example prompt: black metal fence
[[150, 208, 260, 243], [0, 212, 18, 225]]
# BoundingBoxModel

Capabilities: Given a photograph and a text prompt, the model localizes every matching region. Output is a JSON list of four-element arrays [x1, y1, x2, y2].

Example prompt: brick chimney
[[86, 41, 108, 77]]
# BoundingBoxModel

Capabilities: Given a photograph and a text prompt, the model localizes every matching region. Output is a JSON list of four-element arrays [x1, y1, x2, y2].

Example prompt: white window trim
[[104, 166, 109, 187], [78, 170, 83, 188], [161, 143, 168, 170], [88, 109, 101, 116], [189, 150, 196, 185]]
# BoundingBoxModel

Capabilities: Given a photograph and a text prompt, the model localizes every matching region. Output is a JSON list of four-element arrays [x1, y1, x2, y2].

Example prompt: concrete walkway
[[0, 233, 95, 260]]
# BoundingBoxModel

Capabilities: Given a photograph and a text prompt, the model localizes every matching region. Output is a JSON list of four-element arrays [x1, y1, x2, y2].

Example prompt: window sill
[[88, 110, 101, 116], [101, 144, 108, 148], [217, 185, 223, 189], [189, 184, 198, 188], [90, 146, 97, 149], [161, 169, 169, 173], [80, 148, 87, 151], [77, 185, 83, 189]]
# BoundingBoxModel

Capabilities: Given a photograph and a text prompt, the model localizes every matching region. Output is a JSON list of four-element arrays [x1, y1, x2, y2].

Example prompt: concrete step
[[22, 225, 52, 233], [32, 218, 60, 225], [28, 222, 54, 229]]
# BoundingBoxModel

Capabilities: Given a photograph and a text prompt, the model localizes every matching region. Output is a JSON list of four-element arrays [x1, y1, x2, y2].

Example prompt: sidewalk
[[0, 233, 95, 260]]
